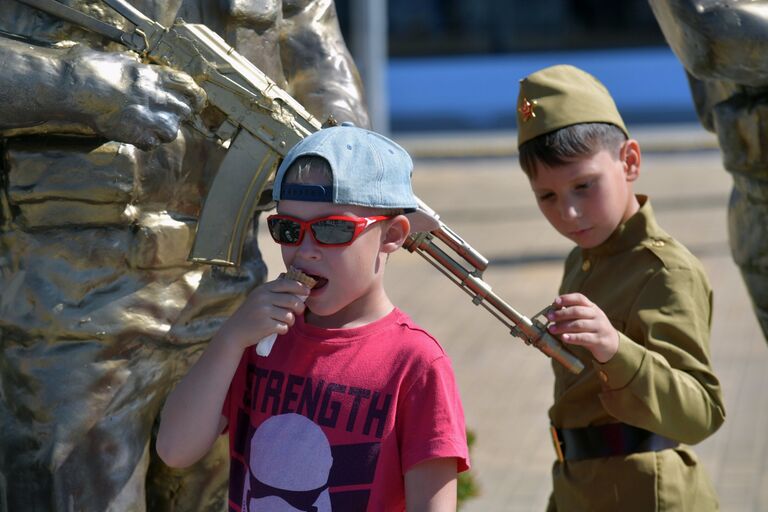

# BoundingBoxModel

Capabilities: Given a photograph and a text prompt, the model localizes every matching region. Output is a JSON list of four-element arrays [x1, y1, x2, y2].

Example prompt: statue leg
[[0, 373, 53, 512], [0, 335, 232, 512], [728, 174, 768, 340], [0, 336, 167, 512]]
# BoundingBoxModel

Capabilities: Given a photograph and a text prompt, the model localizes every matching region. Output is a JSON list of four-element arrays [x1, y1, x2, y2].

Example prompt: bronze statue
[[650, 0, 768, 341], [0, 1, 368, 510]]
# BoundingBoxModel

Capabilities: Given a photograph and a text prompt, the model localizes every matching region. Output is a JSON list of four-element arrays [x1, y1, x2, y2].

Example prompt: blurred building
[[336, 0, 696, 132]]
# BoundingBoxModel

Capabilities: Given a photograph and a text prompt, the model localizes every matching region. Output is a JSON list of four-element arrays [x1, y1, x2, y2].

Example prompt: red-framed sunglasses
[[266, 214, 391, 247]]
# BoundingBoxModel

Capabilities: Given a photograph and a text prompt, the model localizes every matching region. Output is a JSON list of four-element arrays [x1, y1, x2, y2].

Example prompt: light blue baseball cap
[[273, 124, 439, 232]]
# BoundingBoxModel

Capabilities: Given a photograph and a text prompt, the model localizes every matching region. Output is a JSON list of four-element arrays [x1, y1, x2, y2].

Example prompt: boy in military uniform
[[515, 64, 726, 511]]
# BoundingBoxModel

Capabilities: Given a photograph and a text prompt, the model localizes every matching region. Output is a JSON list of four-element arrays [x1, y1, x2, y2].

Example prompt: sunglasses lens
[[311, 219, 357, 245], [268, 217, 302, 244]]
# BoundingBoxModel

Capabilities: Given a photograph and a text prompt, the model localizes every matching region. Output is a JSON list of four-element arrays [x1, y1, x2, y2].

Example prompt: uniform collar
[[582, 195, 660, 258]]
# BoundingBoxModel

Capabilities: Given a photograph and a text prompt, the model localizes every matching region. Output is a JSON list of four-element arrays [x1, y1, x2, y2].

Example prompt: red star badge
[[518, 97, 537, 122]]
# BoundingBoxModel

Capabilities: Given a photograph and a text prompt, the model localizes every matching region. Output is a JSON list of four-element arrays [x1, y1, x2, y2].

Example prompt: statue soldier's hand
[[68, 46, 207, 150]]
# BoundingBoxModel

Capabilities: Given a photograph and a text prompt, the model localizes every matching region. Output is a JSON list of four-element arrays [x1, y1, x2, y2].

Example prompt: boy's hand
[[216, 276, 311, 351], [546, 293, 619, 363]]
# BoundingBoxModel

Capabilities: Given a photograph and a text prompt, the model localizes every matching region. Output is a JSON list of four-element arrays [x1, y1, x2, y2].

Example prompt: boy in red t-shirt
[[157, 124, 469, 511]]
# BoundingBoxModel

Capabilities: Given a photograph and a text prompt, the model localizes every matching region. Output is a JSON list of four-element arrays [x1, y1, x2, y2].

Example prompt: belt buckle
[[550, 425, 565, 462]]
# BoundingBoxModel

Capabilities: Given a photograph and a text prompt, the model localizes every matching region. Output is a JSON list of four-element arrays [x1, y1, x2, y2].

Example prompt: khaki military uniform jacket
[[547, 196, 726, 512]]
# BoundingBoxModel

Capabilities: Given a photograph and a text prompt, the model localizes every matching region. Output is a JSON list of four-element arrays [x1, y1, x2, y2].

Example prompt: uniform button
[[598, 371, 609, 384], [581, 260, 591, 271], [652, 240, 665, 247]]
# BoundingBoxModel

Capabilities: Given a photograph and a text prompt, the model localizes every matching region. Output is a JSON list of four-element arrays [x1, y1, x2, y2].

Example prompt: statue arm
[[0, 38, 78, 130], [0, 36, 205, 149], [279, 0, 370, 127], [650, 0, 768, 86]]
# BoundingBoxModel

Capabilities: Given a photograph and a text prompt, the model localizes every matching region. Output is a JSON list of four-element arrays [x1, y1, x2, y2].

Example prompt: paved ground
[[256, 127, 768, 511]]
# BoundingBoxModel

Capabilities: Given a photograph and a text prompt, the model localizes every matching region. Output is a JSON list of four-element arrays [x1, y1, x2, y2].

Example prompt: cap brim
[[405, 197, 441, 233]]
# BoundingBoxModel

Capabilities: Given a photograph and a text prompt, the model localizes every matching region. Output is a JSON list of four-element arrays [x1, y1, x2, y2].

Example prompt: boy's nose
[[295, 231, 322, 259], [560, 202, 580, 220]]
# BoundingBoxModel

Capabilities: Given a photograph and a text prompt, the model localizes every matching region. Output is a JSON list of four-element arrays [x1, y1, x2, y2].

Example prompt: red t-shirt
[[222, 307, 469, 512]]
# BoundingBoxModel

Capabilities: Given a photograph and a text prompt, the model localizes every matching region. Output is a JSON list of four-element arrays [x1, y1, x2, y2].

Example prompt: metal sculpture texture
[[651, 0, 768, 342], [0, 1, 368, 510]]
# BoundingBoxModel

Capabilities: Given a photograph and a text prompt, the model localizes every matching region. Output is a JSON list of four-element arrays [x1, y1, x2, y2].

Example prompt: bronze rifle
[[14, 0, 584, 373]]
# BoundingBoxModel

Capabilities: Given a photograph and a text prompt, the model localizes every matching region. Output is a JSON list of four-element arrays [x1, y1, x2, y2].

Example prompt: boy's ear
[[381, 215, 410, 253], [621, 139, 641, 182]]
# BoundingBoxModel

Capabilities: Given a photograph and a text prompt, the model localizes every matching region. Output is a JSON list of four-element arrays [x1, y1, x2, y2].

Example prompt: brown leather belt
[[550, 423, 678, 462]]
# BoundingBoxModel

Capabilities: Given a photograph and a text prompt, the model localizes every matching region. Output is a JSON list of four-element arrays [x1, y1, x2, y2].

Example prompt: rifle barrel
[[403, 233, 585, 374]]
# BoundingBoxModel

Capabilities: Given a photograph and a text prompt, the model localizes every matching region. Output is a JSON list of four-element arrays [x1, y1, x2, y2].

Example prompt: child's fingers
[[547, 304, 594, 322], [549, 317, 596, 334], [247, 304, 299, 344], [270, 292, 308, 314], [559, 332, 598, 346], [267, 278, 311, 297], [553, 293, 591, 307], [267, 305, 297, 331]]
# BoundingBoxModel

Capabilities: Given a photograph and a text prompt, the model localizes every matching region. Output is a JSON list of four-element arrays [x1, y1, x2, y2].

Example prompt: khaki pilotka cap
[[516, 64, 629, 148]]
